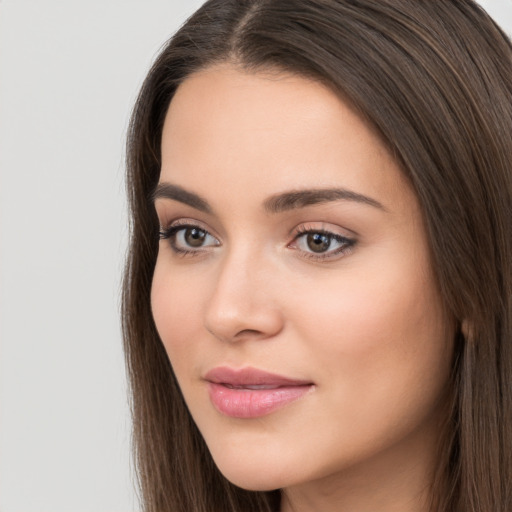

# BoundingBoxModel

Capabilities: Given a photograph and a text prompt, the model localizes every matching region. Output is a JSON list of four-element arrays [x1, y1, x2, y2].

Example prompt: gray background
[[0, 1, 510, 511]]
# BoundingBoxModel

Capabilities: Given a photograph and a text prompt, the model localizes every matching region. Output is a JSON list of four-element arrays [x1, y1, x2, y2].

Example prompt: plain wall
[[0, 2, 203, 511], [0, 1, 510, 511]]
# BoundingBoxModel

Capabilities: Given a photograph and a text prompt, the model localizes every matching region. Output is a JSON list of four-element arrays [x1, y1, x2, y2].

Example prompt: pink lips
[[205, 367, 314, 418]]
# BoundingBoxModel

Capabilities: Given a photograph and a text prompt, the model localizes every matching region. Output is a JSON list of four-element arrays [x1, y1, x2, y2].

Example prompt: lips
[[204, 367, 314, 418]]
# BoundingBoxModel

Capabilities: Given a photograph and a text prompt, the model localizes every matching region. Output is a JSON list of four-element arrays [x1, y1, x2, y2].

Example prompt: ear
[[460, 319, 473, 341]]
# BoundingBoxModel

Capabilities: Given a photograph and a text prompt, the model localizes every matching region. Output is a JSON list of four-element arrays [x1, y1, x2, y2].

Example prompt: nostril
[[234, 329, 263, 339], [206, 324, 271, 343]]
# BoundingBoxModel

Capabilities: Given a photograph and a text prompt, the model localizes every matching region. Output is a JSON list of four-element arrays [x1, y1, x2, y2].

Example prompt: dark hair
[[122, 1, 512, 511]]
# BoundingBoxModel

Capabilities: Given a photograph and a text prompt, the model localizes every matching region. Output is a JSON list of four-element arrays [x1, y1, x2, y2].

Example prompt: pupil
[[185, 228, 206, 247], [307, 233, 331, 253]]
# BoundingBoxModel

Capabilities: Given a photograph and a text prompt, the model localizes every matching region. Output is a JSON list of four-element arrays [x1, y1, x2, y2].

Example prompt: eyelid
[[287, 221, 357, 239], [289, 221, 355, 239], [160, 216, 206, 230]]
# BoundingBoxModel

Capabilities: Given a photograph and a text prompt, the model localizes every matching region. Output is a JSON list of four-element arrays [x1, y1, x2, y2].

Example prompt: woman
[[122, 1, 512, 511]]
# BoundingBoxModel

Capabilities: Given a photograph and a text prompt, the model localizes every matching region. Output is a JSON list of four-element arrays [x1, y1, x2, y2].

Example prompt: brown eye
[[306, 233, 331, 253], [290, 228, 355, 261], [159, 223, 220, 254], [184, 227, 207, 247]]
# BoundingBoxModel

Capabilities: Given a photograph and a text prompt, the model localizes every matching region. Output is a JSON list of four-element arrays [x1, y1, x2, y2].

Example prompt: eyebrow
[[263, 188, 386, 213], [151, 183, 212, 213], [152, 182, 386, 214]]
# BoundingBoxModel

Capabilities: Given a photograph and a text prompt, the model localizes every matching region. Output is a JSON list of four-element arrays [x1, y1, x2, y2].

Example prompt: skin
[[151, 64, 455, 512]]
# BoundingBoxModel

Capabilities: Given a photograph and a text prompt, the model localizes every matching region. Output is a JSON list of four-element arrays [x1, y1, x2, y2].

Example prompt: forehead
[[160, 64, 415, 214]]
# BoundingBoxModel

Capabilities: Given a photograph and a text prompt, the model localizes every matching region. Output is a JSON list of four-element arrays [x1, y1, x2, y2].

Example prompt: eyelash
[[158, 222, 356, 261], [291, 226, 355, 261], [159, 221, 217, 258]]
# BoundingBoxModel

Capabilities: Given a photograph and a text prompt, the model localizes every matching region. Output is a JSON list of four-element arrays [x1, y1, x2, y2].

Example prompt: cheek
[[150, 261, 203, 361], [285, 250, 453, 416]]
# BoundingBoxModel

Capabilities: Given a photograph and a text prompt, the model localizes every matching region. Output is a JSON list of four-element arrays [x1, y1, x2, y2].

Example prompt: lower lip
[[207, 382, 313, 418]]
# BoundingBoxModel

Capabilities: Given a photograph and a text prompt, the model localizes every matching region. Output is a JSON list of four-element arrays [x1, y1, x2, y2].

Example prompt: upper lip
[[204, 366, 313, 387]]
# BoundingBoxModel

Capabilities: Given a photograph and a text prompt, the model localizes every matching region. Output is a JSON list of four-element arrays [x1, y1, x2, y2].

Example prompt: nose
[[203, 247, 284, 343]]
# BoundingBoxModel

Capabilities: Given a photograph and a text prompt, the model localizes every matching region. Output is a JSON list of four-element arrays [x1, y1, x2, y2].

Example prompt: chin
[[217, 466, 285, 492], [208, 447, 295, 491]]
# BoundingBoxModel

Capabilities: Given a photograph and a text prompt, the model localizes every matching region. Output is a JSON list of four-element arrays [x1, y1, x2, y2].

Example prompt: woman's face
[[151, 64, 454, 495]]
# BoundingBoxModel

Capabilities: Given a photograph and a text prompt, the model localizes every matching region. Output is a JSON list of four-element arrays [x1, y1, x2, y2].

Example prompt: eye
[[159, 222, 220, 255], [290, 226, 355, 261]]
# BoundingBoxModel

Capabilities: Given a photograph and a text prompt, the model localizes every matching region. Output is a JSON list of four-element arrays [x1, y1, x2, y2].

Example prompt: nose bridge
[[203, 241, 283, 342]]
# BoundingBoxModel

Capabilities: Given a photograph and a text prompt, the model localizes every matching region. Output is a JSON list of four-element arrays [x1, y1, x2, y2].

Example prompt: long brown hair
[[122, 1, 512, 510]]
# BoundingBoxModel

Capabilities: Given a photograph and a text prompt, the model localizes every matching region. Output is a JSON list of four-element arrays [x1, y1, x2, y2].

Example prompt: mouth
[[204, 366, 315, 419]]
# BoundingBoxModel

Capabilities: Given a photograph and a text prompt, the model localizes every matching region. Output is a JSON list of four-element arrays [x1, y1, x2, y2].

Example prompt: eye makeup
[[158, 218, 356, 262]]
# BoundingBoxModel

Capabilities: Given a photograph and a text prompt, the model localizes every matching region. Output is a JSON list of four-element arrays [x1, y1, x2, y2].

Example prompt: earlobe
[[460, 319, 473, 341]]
